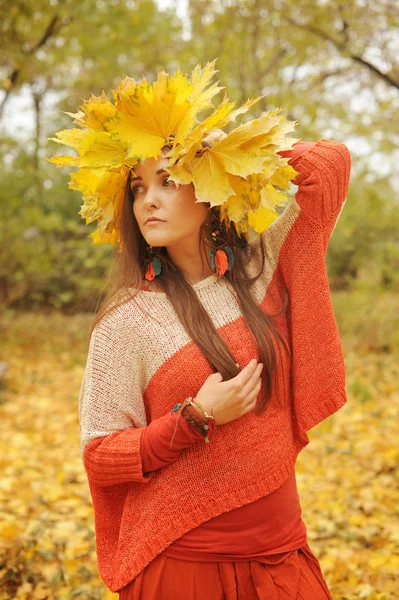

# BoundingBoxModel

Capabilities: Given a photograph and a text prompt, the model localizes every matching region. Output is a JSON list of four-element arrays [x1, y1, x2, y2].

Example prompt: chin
[[143, 233, 170, 247]]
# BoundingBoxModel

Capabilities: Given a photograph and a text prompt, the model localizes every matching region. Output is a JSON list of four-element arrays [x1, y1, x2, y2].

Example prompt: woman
[[53, 62, 351, 598]]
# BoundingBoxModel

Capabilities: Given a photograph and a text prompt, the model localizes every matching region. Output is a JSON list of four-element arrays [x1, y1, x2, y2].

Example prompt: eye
[[131, 184, 142, 195], [131, 177, 174, 196]]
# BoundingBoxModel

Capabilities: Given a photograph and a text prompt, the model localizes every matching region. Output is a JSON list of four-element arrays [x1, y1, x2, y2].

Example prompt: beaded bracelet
[[170, 396, 215, 448], [182, 404, 207, 436]]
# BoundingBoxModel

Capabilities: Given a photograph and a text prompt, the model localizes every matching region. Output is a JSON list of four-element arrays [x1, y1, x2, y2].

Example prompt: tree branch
[[286, 17, 399, 91], [0, 14, 73, 118], [259, 48, 288, 80]]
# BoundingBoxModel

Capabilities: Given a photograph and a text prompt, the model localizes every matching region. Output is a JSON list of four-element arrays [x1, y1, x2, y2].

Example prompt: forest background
[[0, 1, 398, 599]]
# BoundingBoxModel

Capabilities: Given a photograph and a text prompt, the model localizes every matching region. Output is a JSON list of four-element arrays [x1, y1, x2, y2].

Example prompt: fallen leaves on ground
[[0, 311, 397, 599]]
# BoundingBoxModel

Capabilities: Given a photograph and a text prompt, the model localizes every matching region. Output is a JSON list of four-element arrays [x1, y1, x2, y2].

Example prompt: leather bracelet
[[182, 404, 208, 437], [181, 397, 215, 443], [184, 396, 214, 421]]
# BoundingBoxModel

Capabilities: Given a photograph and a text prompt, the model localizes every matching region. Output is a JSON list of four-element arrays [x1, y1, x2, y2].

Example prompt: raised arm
[[78, 307, 209, 488], [278, 139, 352, 253]]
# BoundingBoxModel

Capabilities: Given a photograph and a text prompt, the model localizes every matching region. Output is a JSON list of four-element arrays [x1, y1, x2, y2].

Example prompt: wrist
[[171, 397, 216, 444], [182, 404, 209, 437]]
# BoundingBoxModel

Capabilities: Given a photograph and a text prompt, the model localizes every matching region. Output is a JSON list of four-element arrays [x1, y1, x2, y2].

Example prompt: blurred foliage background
[[0, 0, 398, 317], [0, 1, 398, 599]]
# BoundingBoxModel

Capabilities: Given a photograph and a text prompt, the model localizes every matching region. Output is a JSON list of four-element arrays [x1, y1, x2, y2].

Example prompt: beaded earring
[[207, 221, 235, 276], [145, 245, 162, 281], [208, 241, 234, 276]]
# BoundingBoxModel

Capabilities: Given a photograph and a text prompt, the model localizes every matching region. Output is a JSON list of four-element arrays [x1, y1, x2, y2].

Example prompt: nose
[[142, 184, 161, 208]]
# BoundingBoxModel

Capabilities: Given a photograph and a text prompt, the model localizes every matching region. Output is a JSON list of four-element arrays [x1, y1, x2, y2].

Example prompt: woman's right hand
[[195, 358, 264, 425]]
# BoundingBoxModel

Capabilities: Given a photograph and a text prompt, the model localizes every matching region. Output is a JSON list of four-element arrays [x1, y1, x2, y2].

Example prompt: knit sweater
[[78, 138, 351, 592], [137, 406, 307, 564]]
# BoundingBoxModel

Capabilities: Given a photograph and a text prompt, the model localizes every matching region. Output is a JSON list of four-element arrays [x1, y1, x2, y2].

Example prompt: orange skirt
[[118, 542, 333, 599]]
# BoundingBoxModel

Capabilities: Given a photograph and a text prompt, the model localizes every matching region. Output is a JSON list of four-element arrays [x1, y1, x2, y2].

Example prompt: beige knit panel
[[78, 303, 150, 454], [244, 195, 301, 301]]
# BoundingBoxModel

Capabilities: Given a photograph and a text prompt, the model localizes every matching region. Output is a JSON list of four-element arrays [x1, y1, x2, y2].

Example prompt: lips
[[145, 218, 165, 225]]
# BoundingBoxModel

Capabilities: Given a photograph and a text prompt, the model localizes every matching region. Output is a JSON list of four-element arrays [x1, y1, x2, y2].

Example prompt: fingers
[[240, 361, 263, 398], [242, 383, 262, 414], [234, 358, 259, 386], [251, 377, 263, 400], [243, 377, 262, 413]]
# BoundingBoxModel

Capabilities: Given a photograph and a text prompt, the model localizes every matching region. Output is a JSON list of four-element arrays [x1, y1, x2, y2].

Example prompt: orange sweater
[[78, 139, 351, 592]]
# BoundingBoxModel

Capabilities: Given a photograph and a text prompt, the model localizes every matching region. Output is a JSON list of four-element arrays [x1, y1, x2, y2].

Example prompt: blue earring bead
[[224, 245, 234, 269], [209, 248, 215, 271], [151, 256, 162, 275], [171, 403, 182, 412]]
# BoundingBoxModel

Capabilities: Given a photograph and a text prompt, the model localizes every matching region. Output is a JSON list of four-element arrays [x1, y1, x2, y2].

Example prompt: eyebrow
[[130, 168, 168, 183]]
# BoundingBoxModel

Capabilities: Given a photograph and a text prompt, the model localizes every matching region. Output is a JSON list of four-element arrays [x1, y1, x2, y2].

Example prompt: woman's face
[[131, 154, 210, 249]]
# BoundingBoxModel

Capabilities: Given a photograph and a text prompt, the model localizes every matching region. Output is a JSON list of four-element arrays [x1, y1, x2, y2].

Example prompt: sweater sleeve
[[83, 410, 206, 486], [140, 410, 211, 475], [273, 140, 351, 437], [78, 307, 205, 488], [278, 139, 352, 253]]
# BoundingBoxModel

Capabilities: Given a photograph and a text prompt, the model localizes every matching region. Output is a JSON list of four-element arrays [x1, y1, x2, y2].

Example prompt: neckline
[[131, 273, 220, 297]]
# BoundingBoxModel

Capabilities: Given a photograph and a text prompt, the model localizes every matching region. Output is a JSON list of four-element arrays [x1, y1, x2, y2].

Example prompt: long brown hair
[[89, 146, 291, 416]]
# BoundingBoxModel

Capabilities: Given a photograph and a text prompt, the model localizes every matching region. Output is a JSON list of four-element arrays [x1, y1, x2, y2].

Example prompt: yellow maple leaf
[[221, 174, 263, 235], [165, 161, 195, 187], [203, 109, 296, 181], [224, 183, 252, 224], [168, 95, 269, 169], [78, 195, 103, 225], [90, 224, 119, 246], [69, 168, 102, 196], [48, 128, 86, 150], [75, 169, 126, 226], [108, 60, 223, 161], [255, 153, 281, 180], [46, 155, 79, 167], [216, 95, 267, 128], [268, 164, 299, 189], [267, 121, 299, 150], [168, 94, 235, 162], [179, 110, 296, 209], [173, 61, 225, 144], [63, 108, 86, 126], [260, 183, 289, 210], [210, 112, 283, 176], [79, 131, 128, 168], [191, 151, 235, 206], [78, 90, 118, 130], [48, 129, 129, 170], [248, 204, 279, 234], [74, 168, 127, 249]]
